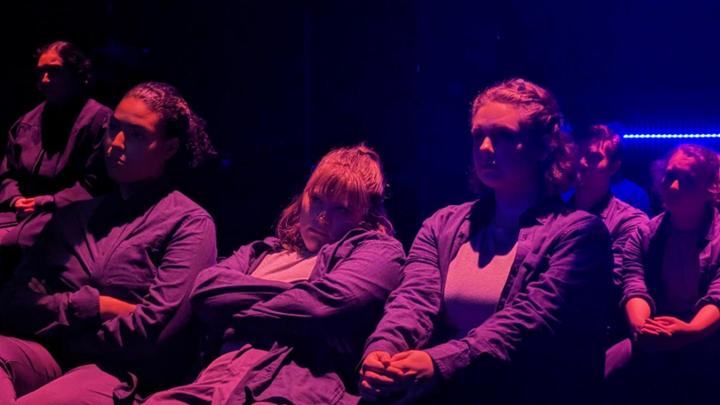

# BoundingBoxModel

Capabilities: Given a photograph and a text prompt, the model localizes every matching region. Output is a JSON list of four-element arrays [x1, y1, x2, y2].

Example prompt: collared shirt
[[0, 99, 112, 210], [0, 186, 217, 389], [621, 207, 720, 318], [188, 228, 405, 404], [362, 195, 613, 401]]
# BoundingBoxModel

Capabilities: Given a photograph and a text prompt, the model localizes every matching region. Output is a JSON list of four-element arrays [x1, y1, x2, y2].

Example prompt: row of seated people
[[0, 42, 716, 404]]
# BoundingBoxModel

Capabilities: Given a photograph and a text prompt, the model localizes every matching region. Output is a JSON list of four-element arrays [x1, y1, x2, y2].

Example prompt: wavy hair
[[276, 144, 393, 252], [471, 78, 575, 195]]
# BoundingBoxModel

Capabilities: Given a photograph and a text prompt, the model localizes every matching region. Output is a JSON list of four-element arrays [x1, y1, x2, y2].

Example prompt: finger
[[359, 380, 394, 401], [375, 352, 393, 365], [390, 351, 412, 362], [362, 370, 401, 387], [644, 318, 665, 326], [642, 325, 671, 336], [358, 380, 380, 401]]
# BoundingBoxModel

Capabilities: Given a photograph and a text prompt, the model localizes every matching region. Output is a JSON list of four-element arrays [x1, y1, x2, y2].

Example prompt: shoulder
[[161, 191, 214, 221], [420, 200, 476, 232], [15, 102, 45, 127], [549, 208, 610, 240], [333, 229, 405, 259], [84, 99, 113, 117]]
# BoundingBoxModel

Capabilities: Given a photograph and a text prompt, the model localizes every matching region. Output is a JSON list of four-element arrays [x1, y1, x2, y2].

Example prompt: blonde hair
[[276, 144, 393, 252]]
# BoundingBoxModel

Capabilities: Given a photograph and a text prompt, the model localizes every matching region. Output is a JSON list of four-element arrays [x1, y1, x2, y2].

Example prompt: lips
[[306, 227, 328, 238], [106, 157, 126, 167]]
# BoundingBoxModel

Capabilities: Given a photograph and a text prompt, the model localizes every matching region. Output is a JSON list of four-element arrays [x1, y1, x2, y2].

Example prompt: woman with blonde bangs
[[141, 144, 404, 404]]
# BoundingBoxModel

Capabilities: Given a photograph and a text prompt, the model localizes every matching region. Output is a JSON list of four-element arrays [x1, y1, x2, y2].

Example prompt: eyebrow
[[109, 118, 149, 132]]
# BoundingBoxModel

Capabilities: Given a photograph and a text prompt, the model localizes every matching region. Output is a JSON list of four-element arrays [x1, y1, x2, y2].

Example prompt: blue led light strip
[[623, 134, 720, 139]]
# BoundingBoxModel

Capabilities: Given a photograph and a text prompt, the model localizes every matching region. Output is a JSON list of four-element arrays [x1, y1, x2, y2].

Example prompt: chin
[[477, 176, 504, 190]]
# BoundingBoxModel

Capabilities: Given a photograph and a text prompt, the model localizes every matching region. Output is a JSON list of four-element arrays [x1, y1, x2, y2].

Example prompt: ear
[[163, 137, 180, 161]]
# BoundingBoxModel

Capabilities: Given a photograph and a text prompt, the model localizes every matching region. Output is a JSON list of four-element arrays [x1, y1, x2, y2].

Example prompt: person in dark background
[[358, 78, 613, 404], [569, 125, 648, 346], [0, 82, 217, 404], [140, 144, 404, 404], [606, 144, 720, 404], [0, 41, 112, 245]]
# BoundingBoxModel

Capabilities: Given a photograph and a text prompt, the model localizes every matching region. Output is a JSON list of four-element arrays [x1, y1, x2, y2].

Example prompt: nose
[[41, 72, 50, 84], [579, 156, 589, 169], [316, 210, 328, 226], [479, 136, 494, 154], [107, 131, 126, 153], [669, 179, 680, 191]]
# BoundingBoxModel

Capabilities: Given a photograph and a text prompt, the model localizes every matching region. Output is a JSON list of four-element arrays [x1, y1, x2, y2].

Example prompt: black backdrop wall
[[2, 0, 720, 253]]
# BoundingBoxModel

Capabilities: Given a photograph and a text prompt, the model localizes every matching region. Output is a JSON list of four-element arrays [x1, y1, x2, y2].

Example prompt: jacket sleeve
[[190, 246, 293, 330], [89, 215, 217, 360], [0, 211, 100, 336], [231, 237, 405, 340], [0, 121, 24, 208], [610, 211, 649, 290], [619, 223, 656, 312], [424, 215, 612, 380], [361, 219, 444, 358]]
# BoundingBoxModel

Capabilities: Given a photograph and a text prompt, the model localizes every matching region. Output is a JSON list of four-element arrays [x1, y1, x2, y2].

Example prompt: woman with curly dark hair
[[0, 41, 112, 243], [606, 144, 720, 403], [358, 78, 613, 404], [0, 82, 217, 403]]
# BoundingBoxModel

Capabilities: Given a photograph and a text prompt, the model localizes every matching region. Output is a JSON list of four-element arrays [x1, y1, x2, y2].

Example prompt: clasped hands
[[358, 350, 435, 402], [631, 316, 697, 351]]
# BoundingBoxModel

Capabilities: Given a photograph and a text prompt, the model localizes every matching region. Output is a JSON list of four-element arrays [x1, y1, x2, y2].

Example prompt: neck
[[492, 184, 543, 229], [669, 206, 709, 232], [117, 176, 165, 200], [46, 95, 85, 112], [574, 184, 609, 211]]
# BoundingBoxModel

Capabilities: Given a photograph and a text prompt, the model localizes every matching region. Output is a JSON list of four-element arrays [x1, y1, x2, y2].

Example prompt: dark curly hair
[[36, 41, 92, 88], [470, 78, 575, 195], [124, 82, 217, 169], [276, 144, 394, 252]]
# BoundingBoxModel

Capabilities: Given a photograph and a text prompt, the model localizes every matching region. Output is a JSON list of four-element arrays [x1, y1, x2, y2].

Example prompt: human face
[[104, 96, 179, 185], [298, 190, 364, 253], [36, 50, 78, 104], [576, 139, 619, 192], [471, 102, 540, 193], [660, 151, 712, 217]]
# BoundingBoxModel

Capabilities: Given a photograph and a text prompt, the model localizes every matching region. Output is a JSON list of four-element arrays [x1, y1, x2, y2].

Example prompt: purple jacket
[[363, 196, 613, 402], [0, 186, 216, 389], [621, 207, 720, 319], [574, 194, 648, 289], [190, 228, 405, 404], [0, 99, 111, 210]]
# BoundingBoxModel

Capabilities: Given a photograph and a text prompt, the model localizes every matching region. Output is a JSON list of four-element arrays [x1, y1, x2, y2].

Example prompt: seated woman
[[0, 82, 217, 404], [606, 144, 720, 404], [0, 41, 112, 246], [141, 144, 405, 404], [358, 78, 613, 404]]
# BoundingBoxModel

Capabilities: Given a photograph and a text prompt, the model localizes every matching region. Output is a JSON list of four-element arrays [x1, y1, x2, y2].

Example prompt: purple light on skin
[[623, 133, 720, 139]]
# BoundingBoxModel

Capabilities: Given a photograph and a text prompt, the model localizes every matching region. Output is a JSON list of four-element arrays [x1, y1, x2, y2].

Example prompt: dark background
[[2, 0, 720, 253]]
